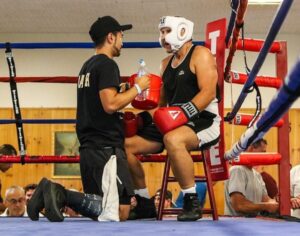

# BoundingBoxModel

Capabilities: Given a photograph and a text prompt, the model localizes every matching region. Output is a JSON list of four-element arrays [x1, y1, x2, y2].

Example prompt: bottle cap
[[139, 59, 146, 67]]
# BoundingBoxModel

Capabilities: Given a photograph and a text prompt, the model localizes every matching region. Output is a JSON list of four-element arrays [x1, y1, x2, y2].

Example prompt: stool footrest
[[157, 148, 219, 221], [167, 176, 207, 182], [162, 208, 214, 215]]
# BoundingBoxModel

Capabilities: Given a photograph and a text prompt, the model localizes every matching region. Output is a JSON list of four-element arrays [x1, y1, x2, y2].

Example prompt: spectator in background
[[24, 184, 37, 205], [153, 189, 175, 213], [0, 144, 17, 213], [0, 144, 16, 170], [224, 140, 279, 217], [290, 164, 300, 218], [224, 163, 278, 217], [0, 185, 27, 217], [248, 139, 279, 199]]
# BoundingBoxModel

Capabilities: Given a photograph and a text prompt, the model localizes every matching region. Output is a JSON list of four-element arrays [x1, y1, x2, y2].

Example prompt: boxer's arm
[[157, 55, 171, 109], [190, 46, 218, 111], [123, 111, 152, 137]]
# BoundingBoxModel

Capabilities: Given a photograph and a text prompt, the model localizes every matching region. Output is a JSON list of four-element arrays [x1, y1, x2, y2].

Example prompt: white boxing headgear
[[158, 16, 194, 52]]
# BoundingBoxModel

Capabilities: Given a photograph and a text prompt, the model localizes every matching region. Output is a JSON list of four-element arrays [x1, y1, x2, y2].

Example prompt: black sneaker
[[127, 209, 138, 220], [43, 181, 67, 222], [177, 193, 202, 221], [27, 178, 49, 221]]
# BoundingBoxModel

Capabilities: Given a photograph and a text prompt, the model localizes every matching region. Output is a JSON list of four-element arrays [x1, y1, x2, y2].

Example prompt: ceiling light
[[248, 0, 283, 5]]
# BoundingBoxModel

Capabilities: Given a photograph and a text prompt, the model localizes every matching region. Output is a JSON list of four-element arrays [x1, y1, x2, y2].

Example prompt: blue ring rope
[[225, 56, 300, 159], [225, 0, 239, 46], [0, 41, 205, 49], [226, 0, 293, 121], [0, 41, 205, 124], [0, 119, 76, 124], [255, 57, 300, 135]]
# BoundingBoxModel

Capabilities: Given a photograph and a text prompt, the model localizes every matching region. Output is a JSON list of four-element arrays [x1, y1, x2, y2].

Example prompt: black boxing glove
[[136, 111, 152, 129]]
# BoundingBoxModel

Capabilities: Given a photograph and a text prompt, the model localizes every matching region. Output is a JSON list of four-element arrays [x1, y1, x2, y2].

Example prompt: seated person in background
[[175, 182, 206, 208], [24, 184, 37, 205], [224, 163, 278, 216], [0, 185, 27, 217], [153, 189, 175, 213], [248, 139, 279, 199], [0, 144, 17, 213], [290, 164, 300, 218]]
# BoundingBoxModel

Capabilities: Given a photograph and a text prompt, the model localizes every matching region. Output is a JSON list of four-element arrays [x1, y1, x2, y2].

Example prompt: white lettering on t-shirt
[[78, 73, 90, 88], [84, 73, 90, 87]]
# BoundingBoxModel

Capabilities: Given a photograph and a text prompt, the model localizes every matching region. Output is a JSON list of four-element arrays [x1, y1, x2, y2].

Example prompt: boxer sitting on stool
[[124, 16, 221, 221]]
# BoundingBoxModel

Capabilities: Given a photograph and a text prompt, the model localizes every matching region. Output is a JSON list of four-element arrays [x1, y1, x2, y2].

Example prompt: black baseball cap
[[89, 16, 132, 43]]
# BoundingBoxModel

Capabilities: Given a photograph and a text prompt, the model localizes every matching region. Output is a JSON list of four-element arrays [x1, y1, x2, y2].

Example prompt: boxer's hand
[[123, 111, 152, 137], [137, 111, 152, 129], [123, 112, 138, 137], [153, 101, 199, 134]]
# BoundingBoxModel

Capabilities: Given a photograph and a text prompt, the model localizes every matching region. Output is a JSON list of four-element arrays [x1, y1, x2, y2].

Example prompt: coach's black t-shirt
[[76, 54, 124, 149]]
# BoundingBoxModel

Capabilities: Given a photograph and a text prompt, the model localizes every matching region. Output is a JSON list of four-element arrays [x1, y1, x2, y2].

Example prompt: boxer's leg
[[125, 136, 162, 197], [66, 190, 102, 220], [164, 126, 202, 222], [125, 124, 163, 198]]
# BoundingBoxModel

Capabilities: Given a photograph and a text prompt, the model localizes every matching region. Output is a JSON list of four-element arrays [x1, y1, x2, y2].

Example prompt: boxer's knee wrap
[[158, 16, 194, 52], [73, 194, 102, 218]]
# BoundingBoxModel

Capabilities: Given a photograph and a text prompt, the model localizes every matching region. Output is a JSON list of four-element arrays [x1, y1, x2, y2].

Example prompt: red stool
[[156, 148, 218, 220]]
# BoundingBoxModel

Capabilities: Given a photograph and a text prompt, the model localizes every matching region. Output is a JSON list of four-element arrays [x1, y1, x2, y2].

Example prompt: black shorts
[[80, 147, 134, 205], [186, 111, 220, 149], [137, 123, 163, 144], [137, 113, 220, 150]]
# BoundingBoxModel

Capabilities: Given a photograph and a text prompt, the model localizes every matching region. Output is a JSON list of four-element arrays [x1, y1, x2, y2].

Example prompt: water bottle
[[136, 59, 148, 101], [137, 59, 147, 77], [131, 59, 162, 110]]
